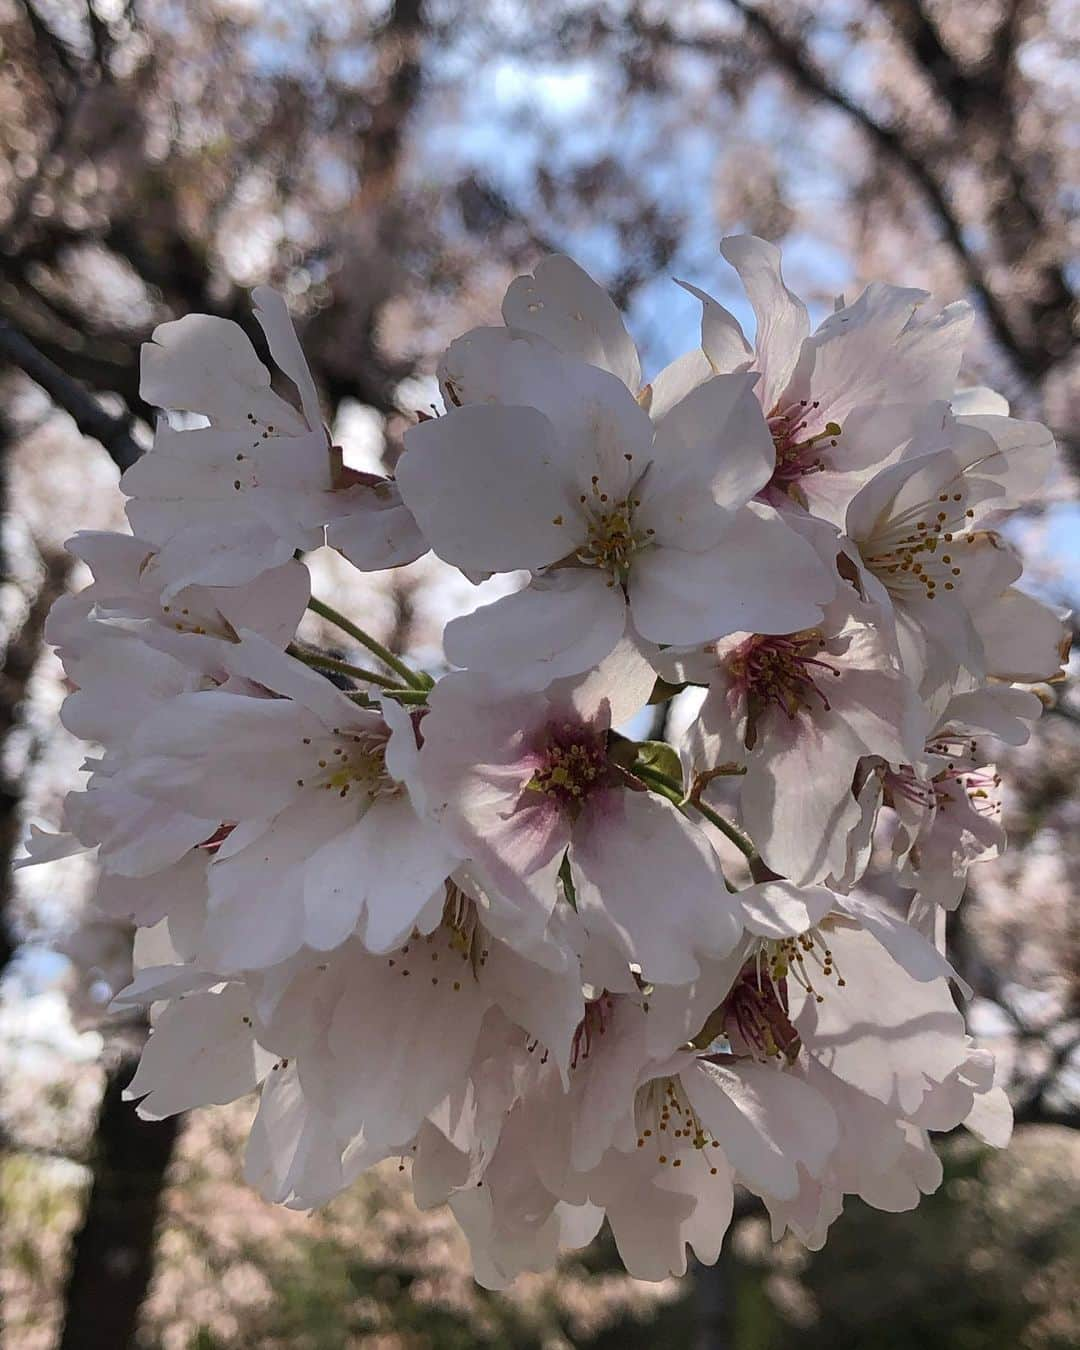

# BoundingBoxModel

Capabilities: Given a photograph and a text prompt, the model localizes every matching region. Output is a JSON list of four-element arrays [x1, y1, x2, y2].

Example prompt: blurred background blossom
[[1, 1, 1077, 1346]]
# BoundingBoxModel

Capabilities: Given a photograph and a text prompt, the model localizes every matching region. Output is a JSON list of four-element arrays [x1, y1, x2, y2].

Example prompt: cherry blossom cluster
[[23, 241, 1069, 1285]]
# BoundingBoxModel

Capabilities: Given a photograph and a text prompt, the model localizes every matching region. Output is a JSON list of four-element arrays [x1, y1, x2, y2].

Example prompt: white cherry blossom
[[400, 322, 835, 687], [126, 287, 423, 595]]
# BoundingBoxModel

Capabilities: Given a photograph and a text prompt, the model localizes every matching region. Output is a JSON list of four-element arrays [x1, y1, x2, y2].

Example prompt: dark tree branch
[[0, 318, 142, 470], [57, 1049, 182, 1350], [878, 0, 976, 117], [0, 539, 72, 973], [717, 2, 1035, 379]]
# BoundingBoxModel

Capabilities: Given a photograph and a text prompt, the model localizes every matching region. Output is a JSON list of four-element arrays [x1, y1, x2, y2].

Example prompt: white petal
[[629, 503, 834, 646], [125, 985, 274, 1119], [640, 373, 774, 546], [551, 630, 659, 728], [325, 479, 428, 570], [321, 932, 492, 1144], [303, 794, 458, 953], [641, 348, 714, 421], [738, 882, 835, 938], [838, 894, 955, 983], [571, 791, 740, 985], [719, 235, 809, 411], [251, 286, 322, 430], [795, 925, 969, 1114], [127, 692, 324, 819], [963, 1084, 1013, 1148], [442, 570, 627, 688], [675, 279, 754, 373], [398, 405, 577, 572], [793, 285, 971, 422], [682, 1060, 838, 1200], [951, 385, 1009, 416], [973, 587, 1069, 682], [438, 325, 557, 406], [502, 254, 641, 390], [141, 313, 297, 428]]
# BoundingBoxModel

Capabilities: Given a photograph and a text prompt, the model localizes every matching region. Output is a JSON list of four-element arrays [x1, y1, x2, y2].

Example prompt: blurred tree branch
[[720, 3, 1075, 385], [0, 318, 142, 470], [0, 416, 73, 971]]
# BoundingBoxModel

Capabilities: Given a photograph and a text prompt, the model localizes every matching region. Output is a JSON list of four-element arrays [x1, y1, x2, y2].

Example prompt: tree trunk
[[57, 1051, 182, 1350]]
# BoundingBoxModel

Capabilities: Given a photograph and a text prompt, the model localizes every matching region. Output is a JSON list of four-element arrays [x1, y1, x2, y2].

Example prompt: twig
[[0, 318, 142, 470]]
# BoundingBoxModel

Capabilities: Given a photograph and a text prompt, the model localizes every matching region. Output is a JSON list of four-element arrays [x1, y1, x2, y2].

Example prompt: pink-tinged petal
[[741, 717, 864, 886], [719, 235, 809, 411], [443, 570, 627, 689], [551, 631, 659, 728], [629, 503, 834, 646], [572, 791, 740, 985], [419, 675, 570, 914], [325, 479, 428, 570], [303, 794, 458, 953], [501, 254, 641, 391], [640, 374, 774, 547], [399, 404, 577, 572], [675, 279, 754, 373], [251, 286, 322, 430], [682, 1059, 839, 1200]]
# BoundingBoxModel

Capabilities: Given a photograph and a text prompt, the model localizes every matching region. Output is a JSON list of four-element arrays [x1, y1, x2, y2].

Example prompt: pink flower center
[[762, 399, 842, 502], [526, 723, 610, 812], [570, 992, 615, 1069], [714, 961, 804, 1063], [728, 632, 841, 728]]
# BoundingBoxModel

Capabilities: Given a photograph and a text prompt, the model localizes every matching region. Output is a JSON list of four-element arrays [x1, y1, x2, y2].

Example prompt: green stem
[[291, 649, 398, 688], [382, 687, 430, 706], [633, 763, 757, 863], [632, 763, 684, 805], [687, 795, 757, 864], [306, 597, 430, 690]]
